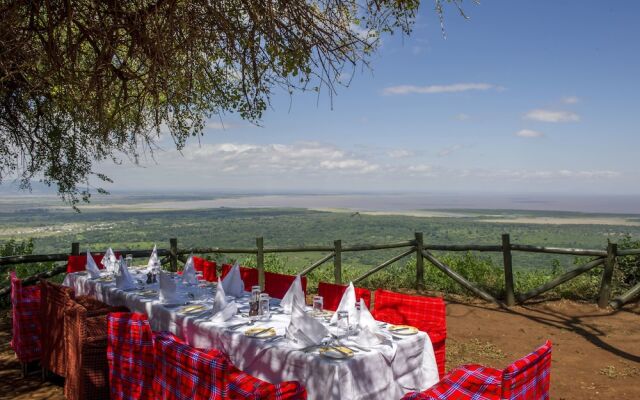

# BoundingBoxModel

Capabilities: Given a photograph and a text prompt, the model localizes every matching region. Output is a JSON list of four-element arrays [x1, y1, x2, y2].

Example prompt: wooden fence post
[[502, 234, 515, 306], [334, 240, 342, 284], [169, 238, 178, 272], [598, 241, 617, 308], [415, 232, 425, 290], [257, 237, 265, 290], [71, 242, 80, 256]]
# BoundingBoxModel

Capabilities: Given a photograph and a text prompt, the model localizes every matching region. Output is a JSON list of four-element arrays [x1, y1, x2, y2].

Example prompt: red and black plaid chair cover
[[152, 331, 306, 399], [201, 259, 218, 282], [401, 341, 552, 400], [501, 340, 552, 399], [10, 272, 41, 366], [152, 331, 227, 399], [264, 272, 307, 300], [64, 298, 129, 400], [317, 281, 372, 311], [40, 280, 75, 377], [373, 289, 447, 377], [191, 256, 209, 273], [67, 252, 120, 273], [221, 264, 259, 291], [107, 312, 155, 400]]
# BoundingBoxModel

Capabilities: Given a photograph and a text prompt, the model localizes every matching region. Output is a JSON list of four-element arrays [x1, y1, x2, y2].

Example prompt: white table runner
[[63, 271, 439, 400]]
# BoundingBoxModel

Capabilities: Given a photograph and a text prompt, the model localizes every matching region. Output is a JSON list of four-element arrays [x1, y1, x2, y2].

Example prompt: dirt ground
[[0, 299, 638, 400]]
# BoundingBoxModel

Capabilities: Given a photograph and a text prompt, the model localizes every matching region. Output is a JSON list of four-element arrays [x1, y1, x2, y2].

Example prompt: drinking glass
[[313, 295, 324, 314], [259, 293, 270, 319], [337, 310, 349, 338], [251, 285, 262, 302]]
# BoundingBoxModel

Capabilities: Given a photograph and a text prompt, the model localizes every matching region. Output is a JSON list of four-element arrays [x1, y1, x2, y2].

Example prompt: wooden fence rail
[[1, 233, 639, 309]]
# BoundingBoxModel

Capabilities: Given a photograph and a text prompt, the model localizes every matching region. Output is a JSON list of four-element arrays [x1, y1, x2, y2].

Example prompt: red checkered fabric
[[152, 331, 228, 399], [264, 272, 307, 300], [372, 289, 447, 377], [501, 340, 552, 400], [202, 260, 218, 282], [192, 256, 211, 273], [401, 364, 502, 400], [107, 312, 155, 400], [66, 252, 121, 273], [317, 282, 372, 311], [10, 272, 41, 363], [227, 364, 307, 399], [221, 264, 259, 291], [402, 341, 552, 400], [153, 331, 306, 399]]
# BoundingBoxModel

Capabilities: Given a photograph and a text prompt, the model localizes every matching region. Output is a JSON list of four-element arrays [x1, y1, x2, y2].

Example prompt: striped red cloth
[[402, 341, 552, 400], [264, 271, 307, 300], [317, 282, 372, 311], [193, 256, 217, 282], [372, 289, 447, 377], [66, 252, 121, 273], [10, 272, 41, 364], [221, 264, 259, 291], [107, 312, 155, 400], [202, 260, 218, 282], [152, 331, 306, 399], [501, 340, 552, 399]]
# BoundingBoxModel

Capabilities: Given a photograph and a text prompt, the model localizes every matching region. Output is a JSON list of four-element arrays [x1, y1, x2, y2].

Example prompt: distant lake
[[38, 192, 640, 215]]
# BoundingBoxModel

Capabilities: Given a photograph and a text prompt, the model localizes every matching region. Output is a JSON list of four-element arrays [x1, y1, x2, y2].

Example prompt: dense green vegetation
[[1, 206, 639, 301]]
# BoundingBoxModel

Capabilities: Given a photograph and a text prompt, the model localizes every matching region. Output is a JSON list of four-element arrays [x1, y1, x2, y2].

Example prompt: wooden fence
[[1, 233, 639, 309]]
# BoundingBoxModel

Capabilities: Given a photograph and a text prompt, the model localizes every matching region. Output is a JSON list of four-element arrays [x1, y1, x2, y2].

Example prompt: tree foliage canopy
[[0, 0, 463, 207]]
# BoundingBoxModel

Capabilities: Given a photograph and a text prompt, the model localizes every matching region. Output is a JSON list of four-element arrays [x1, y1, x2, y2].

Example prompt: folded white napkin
[[211, 278, 238, 322], [357, 298, 377, 331], [221, 263, 245, 298], [158, 270, 178, 302], [85, 250, 101, 279], [101, 248, 117, 272], [330, 282, 358, 327], [182, 254, 198, 285], [280, 275, 306, 314], [115, 256, 137, 290], [286, 303, 329, 348], [147, 244, 159, 269]]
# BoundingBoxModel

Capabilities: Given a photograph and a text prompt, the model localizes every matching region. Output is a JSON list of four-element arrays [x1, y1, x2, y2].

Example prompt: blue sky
[[100, 1, 640, 195]]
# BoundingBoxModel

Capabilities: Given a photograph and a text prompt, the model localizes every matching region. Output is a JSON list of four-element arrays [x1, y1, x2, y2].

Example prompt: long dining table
[[63, 269, 439, 400]]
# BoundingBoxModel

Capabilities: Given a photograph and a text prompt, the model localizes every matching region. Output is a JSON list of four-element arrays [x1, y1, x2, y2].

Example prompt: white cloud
[[454, 113, 470, 121], [524, 109, 580, 123], [387, 149, 414, 158], [178, 142, 379, 175], [562, 96, 580, 104], [408, 164, 433, 173], [467, 169, 620, 180], [515, 129, 544, 138], [382, 83, 502, 96], [206, 121, 241, 130], [438, 144, 464, 157]]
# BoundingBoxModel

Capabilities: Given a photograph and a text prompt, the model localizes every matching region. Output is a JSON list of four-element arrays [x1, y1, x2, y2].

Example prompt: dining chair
[[317, 281, 372, 311], [10, 272, 41, 376], [220, 264, 259, 291], [152, 331, 307, 399], [66, 252, 120, 273], [200, 257, 218, 282], [401, 340, 552, 400], [64, 297, 129, 400], [373, 289, 447, 377], [107, 312, 155, 400], [264, 271, 307, 300], [40, 280, 75, 377]]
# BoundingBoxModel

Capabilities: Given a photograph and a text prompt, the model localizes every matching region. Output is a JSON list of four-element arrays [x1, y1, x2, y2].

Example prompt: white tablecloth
[[63, 271, 439, 400]]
